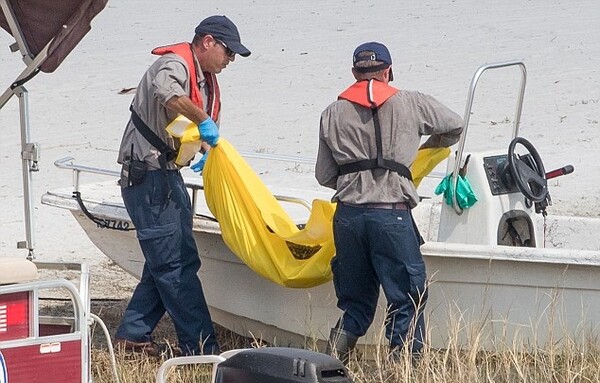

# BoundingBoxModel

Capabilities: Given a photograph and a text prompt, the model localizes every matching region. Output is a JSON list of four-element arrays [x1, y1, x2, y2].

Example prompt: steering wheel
[[507, 137, 548, 203]]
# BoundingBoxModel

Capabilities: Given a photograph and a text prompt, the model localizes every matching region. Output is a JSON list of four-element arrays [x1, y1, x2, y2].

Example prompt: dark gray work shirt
[[315, 89, 463, 207]]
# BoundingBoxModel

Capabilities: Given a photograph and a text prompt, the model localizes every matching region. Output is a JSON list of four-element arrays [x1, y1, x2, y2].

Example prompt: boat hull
[[69, 209, 600, 351]]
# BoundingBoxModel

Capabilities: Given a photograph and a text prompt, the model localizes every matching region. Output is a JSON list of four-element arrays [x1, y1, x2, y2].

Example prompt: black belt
[[340, 202, 410, 210]]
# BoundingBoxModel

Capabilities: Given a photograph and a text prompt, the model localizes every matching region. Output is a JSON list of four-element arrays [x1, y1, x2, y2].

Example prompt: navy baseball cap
[[353, 41, 393, 80], [195, 15, 251, 57]]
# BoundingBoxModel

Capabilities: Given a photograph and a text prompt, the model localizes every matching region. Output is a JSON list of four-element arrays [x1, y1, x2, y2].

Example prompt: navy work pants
[[331, 203, 427, 352], [116, 170, 218, 355]]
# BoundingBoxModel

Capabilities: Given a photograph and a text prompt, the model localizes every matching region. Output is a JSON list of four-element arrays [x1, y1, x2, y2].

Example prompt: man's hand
[[190, 152, 208, 173], [198, 118, 220, 147]]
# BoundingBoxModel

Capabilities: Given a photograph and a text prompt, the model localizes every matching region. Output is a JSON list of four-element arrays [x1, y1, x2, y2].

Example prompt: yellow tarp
[[203, 139, 449, 288], [166, 115, 202, 167], [412, 146, 450, 188]]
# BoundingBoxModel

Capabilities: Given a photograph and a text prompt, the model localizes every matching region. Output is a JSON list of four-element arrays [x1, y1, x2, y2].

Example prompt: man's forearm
[[166, 95, 209, 124]]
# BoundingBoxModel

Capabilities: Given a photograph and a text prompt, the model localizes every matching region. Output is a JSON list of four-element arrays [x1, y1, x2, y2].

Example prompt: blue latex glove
[[190, 152, 208, 173], [198, 118, 220, 147]]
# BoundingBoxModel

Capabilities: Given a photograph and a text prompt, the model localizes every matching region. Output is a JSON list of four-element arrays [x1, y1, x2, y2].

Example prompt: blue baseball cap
[[195, 15, 251, 57], [353, 41, 393, 80]]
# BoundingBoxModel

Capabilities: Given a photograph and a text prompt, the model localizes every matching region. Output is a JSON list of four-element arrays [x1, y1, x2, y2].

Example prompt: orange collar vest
[[338, 80, 398, 108], [152, 42, 221, 122], [336, 80, 413, 182]]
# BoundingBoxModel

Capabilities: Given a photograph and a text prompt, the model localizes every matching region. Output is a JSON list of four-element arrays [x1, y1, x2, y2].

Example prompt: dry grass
[[87, 299, 259, 383], [84, 299, 600, 383], [345, 341, 600, 383]]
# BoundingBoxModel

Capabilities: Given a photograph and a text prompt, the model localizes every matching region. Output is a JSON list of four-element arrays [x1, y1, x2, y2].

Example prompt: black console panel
[[483, 155, 520, 195]]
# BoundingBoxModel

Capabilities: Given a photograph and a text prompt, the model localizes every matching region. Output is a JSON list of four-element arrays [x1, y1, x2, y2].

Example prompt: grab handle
[[451, 60, 527, 214]]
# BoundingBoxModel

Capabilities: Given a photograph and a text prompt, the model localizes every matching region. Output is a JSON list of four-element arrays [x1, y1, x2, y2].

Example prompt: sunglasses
[[215, 39, 235, 59]]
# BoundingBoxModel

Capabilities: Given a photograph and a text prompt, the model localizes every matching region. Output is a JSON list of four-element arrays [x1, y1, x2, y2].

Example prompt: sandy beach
[[1, 0, 599, 297]]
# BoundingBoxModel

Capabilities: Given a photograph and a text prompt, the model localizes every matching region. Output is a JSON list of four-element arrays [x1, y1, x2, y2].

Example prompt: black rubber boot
[[325, 327, 359, 364]]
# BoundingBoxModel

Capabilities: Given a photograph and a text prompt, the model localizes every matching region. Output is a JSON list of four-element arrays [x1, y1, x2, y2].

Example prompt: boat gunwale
[[42, 187, 600, 268]]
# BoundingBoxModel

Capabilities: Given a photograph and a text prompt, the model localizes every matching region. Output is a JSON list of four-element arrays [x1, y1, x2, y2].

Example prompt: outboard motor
[[215, 347, 353, 383]]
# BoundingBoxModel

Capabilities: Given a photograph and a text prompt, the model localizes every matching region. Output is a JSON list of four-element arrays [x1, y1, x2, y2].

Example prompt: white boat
[[40, 61, 600, 352], [2, 0, 597, 357]]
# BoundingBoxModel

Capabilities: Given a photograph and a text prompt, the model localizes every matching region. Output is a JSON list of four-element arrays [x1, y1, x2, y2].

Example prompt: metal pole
[[451, 60, 527, 214], [238, 150, 316, 164], [0, 0, 33, 64], [15, 86, 39, 259]]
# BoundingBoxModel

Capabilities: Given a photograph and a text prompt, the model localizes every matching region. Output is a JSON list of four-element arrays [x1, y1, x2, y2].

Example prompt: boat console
[[439, 148, 542, 247], [435, 61, 570, 248]]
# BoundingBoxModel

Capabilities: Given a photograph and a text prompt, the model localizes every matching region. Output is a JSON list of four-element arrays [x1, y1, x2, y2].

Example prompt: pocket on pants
[[137, 222, 177, 241], [405, 262, 428, 304], [136, 221, 180, 269]]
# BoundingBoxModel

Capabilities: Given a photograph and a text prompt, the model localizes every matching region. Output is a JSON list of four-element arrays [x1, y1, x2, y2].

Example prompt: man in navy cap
[[115, 15, 250, 357], [316, 42, 463, 362]]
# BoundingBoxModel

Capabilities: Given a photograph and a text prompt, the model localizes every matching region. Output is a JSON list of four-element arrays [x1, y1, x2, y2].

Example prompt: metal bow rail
[[450, 60, 527, 214]]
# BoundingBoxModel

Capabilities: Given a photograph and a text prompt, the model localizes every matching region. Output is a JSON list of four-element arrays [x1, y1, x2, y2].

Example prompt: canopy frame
[[1, 0, 107, 258]]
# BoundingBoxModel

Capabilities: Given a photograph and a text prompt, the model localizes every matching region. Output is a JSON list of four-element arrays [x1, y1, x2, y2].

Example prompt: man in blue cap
[[316, 41, 463, 362], [115, 15, 250, 357]]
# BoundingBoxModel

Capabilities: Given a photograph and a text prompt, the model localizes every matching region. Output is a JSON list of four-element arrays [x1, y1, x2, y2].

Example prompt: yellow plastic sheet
[[412, 147, 451, 188], [202, 139, 449, 288], [203, 139, 334, 288], [166, 115, 202, 167]]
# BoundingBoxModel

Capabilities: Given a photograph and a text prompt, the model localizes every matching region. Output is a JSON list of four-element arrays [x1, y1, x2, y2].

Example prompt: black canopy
[[0, 0, 107, 73], [1, 0, 107, 257]]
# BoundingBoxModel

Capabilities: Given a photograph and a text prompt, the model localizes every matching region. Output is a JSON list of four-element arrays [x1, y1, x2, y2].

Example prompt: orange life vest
[[338, 80, 398, 108], [336, 79, 413, 181], [152, 42, 221, 122]]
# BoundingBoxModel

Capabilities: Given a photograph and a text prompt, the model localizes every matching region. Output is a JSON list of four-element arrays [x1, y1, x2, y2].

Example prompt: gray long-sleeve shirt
[[117, 53, 213, 170], [315, 88, 463, 207]]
